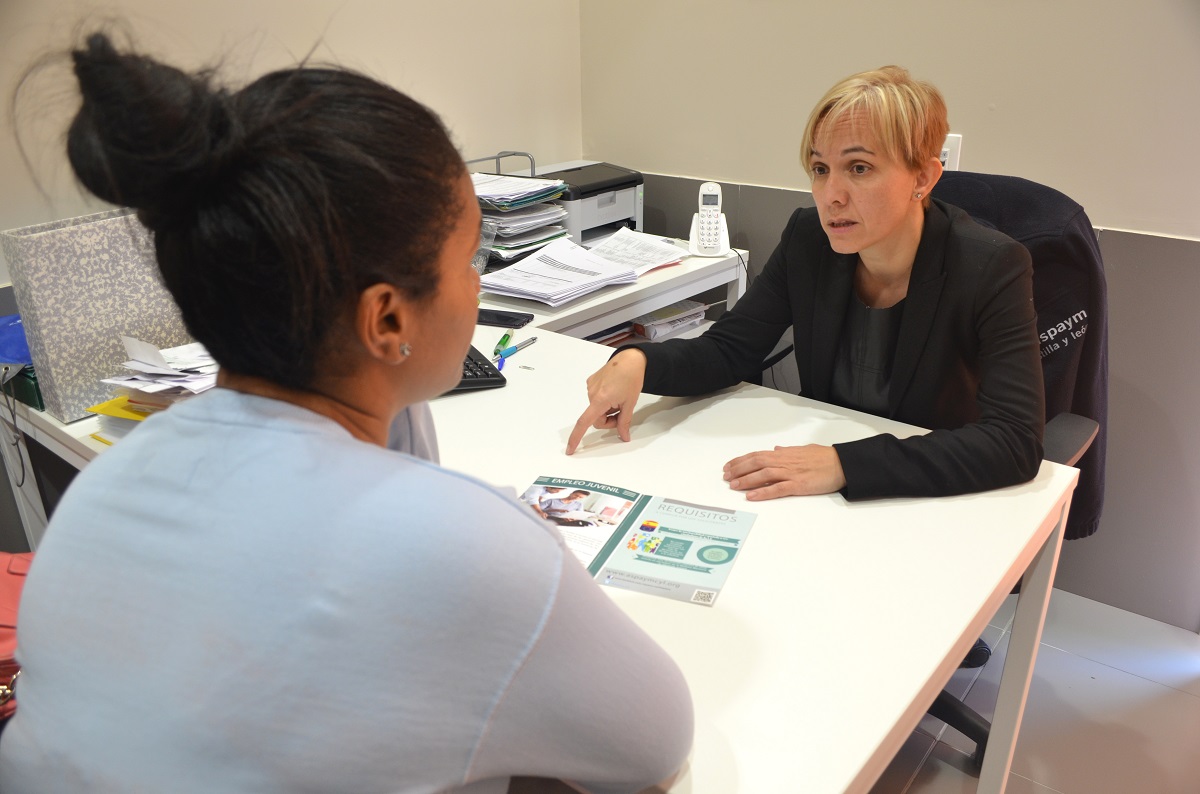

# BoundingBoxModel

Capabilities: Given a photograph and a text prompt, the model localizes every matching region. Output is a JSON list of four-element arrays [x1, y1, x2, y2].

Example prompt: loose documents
[[631, 299, 709, 340], [489, 225, 569, 260], [479, 229, 684, 306], [483, 203, 568, 236], [90, 338, 218, 444], [101, 337, 217, 402], [479, 238, 637, 306], [471, 173, 565, 211], [586, 227, 686, 276]]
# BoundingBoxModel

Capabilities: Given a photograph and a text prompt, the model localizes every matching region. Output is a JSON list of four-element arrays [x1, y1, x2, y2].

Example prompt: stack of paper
[[483, 203, 568, 236], [100, 337, 217, 408], [587, 228, 686, 276], [489, 225, 570, 260], [479, 238, 637, 307], [631, 299, 708, 340], [88, 338, 218, 445], [85, 395, 150, 445], [473, 174, 571, 266], [471, 173, 565, 211], [479, 228, 688, 307]]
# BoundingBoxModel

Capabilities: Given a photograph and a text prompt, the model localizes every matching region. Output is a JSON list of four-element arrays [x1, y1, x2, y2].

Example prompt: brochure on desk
[[520, 476, 756, 606]]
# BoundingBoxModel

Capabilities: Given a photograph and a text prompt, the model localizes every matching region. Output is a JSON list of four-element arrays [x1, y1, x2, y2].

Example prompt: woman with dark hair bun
[[0, 33, 692, 794]]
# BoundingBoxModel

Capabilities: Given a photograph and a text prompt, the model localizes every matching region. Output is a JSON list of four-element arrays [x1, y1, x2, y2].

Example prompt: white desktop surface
[[432, 327, 1078, 794], [7, 324, 1076, 793], [9, 400, 107, 469]]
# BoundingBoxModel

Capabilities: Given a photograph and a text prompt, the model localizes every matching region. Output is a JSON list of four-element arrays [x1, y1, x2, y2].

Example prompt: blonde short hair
[[801, 66, 949, 178]]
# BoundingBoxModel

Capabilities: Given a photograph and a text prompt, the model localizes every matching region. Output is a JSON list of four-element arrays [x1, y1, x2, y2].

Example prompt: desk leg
[[726, 255, 747, 309], [0, 418, 48, 550], [977, 495, 1071, 793]]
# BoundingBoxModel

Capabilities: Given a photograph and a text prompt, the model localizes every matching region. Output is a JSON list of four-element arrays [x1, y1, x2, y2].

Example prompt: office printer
[[538, 162, 644, 247]]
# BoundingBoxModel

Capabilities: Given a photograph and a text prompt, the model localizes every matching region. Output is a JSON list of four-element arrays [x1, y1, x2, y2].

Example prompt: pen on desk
[[495, 355, 505, 371], [493, 329, 516, 357], [496, 336, 538, 359]]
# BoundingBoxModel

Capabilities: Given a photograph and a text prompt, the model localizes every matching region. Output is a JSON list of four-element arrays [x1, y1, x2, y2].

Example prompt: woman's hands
[[566, 349, 647, 455], [566, 351, 846, 501], [723, 444, 847, 500]]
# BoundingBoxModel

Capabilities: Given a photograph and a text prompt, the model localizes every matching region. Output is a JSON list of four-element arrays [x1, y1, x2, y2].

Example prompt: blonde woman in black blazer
[[567, 66, 1044, 502]]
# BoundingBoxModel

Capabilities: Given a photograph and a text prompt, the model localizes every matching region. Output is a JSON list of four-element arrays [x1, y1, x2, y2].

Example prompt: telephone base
[[688, 213, 731, 257]]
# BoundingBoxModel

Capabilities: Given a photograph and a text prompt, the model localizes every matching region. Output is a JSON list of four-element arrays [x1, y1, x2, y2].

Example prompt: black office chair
[[934, 171, 1108, 541], [923, 171, 1109, 767]]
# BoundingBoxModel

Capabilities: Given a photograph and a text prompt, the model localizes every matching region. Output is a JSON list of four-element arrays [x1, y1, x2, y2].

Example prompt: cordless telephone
[[688, 182, 730, 257]]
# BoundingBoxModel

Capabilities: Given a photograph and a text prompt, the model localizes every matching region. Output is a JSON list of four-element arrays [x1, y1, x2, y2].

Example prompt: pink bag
[[0, 552, 32, 721]]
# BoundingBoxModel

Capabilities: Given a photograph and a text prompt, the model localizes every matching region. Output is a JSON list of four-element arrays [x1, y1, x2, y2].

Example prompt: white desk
[[480, 248, 747, 338], [428, 327, 1078, 794], [4, 324, 1075, 794]]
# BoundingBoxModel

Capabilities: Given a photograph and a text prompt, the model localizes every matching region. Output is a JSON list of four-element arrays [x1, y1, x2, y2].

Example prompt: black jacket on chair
[[933, 172, 1108, 539]]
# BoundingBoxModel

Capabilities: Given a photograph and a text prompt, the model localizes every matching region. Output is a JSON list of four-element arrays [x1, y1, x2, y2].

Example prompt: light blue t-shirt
[[387, 401, 440, 462], [0, 389, 692, 794]]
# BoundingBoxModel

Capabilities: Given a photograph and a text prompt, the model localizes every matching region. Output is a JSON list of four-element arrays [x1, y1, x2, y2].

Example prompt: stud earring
[[914, 192, 923, 199], [399, 342, 412, 357]]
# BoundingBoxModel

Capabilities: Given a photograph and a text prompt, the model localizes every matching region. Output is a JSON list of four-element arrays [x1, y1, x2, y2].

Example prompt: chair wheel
[[960, 638, 992, 669]]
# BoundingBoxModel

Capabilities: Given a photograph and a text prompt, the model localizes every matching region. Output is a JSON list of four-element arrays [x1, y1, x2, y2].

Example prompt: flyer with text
[[520, 476, 756, 606]]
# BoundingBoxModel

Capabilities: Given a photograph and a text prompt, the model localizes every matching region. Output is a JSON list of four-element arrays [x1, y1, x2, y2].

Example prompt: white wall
[[0, 0, 585, 283], [579, 0, 1200, 241]]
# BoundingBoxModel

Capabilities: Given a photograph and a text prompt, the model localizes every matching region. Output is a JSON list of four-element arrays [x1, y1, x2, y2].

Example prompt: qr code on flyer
[[690, 589, 717, 605]]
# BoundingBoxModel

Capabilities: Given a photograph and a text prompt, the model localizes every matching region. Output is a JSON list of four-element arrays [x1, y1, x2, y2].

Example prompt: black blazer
[[635, 200, 1045, 499]]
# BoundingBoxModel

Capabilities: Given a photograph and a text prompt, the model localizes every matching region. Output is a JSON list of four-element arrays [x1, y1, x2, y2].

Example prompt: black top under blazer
[[634, 199, 1045, 500]]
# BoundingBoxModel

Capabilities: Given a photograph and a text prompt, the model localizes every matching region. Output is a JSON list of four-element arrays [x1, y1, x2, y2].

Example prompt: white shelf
[[479, 249, 747, 339]]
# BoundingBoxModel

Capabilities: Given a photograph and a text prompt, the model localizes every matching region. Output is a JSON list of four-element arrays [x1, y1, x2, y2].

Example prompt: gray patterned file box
[[1, 208, 191, 423]]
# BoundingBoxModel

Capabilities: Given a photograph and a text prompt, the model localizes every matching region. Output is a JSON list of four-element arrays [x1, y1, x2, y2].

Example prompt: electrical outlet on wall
[[941, 133, 962, 170]]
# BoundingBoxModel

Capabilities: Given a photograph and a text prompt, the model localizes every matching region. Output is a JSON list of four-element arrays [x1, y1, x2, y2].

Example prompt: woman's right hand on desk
[[566, 348, 647, 455]]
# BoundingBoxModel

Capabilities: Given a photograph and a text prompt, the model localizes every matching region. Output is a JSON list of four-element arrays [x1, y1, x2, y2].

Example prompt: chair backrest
[[932, 171, 1108, 539]]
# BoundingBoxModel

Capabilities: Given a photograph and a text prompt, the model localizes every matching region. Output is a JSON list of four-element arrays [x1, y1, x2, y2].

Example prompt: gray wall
[[1054, 231, 1200, 632], [642, 174, 1200, 633]]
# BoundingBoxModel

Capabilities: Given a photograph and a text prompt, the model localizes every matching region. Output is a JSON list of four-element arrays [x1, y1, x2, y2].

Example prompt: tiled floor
[[871, 589, 1200, 794]]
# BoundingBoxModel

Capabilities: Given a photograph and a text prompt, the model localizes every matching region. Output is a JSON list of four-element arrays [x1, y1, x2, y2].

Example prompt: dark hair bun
[[62, 31, 465, 390], [68, 33, 238, 227]]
